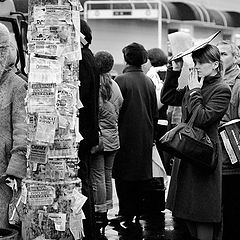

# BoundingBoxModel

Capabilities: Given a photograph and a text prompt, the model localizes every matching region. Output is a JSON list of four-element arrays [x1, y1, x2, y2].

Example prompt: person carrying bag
[[161, 43, 231, 240]]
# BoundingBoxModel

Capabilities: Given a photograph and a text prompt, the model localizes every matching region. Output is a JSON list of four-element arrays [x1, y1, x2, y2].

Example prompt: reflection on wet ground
[[105, 180, 190, 240], [105, 211, 190, 240]]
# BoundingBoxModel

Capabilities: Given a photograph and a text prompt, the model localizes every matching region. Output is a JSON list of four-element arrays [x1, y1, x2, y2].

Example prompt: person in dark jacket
[[78, 19, 101, 240], [112, 42, 158, 229], [161, 44, 231, 240], [217, 40, 240, 240]]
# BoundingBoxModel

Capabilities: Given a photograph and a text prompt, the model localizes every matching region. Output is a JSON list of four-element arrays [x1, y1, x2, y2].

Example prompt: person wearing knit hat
[[0, 22, 27, 228], [90, 51, 123, 237], [112, 42, 158, 229]]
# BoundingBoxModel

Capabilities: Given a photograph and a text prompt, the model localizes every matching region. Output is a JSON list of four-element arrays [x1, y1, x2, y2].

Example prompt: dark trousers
[[222, 175, 240, 240], [78, 141, 97, 240], [115, 179, 165, 219], [155, 124, 172, 175], [115, 179, 143, 220]]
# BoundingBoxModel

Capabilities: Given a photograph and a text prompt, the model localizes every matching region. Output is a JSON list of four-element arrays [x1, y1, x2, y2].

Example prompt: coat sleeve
[[78, 49, 100, 148], [6, 81, 27, 179], [188, 84, 231, 128], [160, 68, 186, 106]]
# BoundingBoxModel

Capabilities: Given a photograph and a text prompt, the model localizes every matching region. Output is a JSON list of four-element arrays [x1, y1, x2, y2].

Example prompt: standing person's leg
[[114, 179, 135, 223], [185, 220, 197, 239], [185, 220, 214, 240], [90, 152, 109, 236], [90, 152, 107, 213], [196, 223, 213, 240], [78, 141, 97, 240], [222, 175, 240, 240], [104, 151, 117, 211], [114, 179, 124, 218]]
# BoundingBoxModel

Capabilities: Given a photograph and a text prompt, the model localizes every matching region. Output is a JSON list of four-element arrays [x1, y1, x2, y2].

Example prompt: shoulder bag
[[159, 106, 217, 171]]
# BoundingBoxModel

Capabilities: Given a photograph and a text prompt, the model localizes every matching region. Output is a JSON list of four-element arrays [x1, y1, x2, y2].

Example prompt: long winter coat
[[78, 47, 100, 149], [221, 66, 240, 175], [161, 68, 231, 222], [0, 70, 27, 179], [113, 65, 158, 181]]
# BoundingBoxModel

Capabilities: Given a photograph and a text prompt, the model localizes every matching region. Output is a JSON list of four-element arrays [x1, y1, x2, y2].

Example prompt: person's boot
[[95, 212, 108, 239], [109, 214, 124, 226], [102, 212, 109, 234]]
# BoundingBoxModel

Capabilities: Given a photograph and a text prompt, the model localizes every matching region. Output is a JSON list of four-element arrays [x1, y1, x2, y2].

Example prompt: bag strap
[[187, 106, 200, 127]]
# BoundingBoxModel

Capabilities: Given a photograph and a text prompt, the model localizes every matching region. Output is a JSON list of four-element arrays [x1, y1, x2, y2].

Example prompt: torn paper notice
[[35, 113, 57, 143], [28, 185, 56, 206], [48, 213, 67, 231]]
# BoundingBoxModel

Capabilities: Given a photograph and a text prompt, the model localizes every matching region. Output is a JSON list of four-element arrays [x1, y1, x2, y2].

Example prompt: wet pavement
[[104, 179, 191, 240]]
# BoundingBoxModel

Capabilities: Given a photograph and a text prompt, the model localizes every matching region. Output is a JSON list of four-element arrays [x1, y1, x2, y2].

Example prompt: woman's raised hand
[[188, 68, 204, 90]]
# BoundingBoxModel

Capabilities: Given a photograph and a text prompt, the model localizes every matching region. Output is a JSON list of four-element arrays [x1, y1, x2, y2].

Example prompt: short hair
[[122, 42, 148, 67], [217, 40, 240, 58], [192, 44, 222, 73], [95, 51, 114, 74], [147, 48, 168, 67]]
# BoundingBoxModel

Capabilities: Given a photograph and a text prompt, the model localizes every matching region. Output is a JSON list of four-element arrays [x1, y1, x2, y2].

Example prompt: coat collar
[[202, 73, 222, 87], [123, 65, 143, 73]]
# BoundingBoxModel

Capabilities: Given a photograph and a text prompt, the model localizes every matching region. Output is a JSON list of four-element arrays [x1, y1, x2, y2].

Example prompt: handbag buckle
[[179, 132, 182, 140]]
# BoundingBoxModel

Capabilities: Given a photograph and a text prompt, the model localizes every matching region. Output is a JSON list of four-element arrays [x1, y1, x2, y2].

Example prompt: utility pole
[[21, 0, 85, 239]]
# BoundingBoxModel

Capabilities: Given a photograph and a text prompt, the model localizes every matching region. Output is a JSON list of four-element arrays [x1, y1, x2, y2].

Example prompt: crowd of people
[[1, 4, 240, 239], [77, 20, 240, 240]]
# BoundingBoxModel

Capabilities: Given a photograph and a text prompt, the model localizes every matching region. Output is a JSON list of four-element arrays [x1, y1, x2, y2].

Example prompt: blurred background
[[10, 0, 240, 75]]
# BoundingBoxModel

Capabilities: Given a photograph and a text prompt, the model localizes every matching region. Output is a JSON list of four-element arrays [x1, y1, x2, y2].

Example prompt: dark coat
[[221, 72, 240, 175], [78, 47, 100, 149], [113, 65, 158, 181], [78, 46, 100, 240], [161, 68, 231, 222]]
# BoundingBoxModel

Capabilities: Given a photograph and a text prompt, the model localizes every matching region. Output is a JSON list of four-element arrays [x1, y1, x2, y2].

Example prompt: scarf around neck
[[223, 63, 240, 87]]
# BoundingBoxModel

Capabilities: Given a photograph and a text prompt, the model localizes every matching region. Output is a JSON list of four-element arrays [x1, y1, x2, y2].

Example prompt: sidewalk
[[104, 179, 190, 240]]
